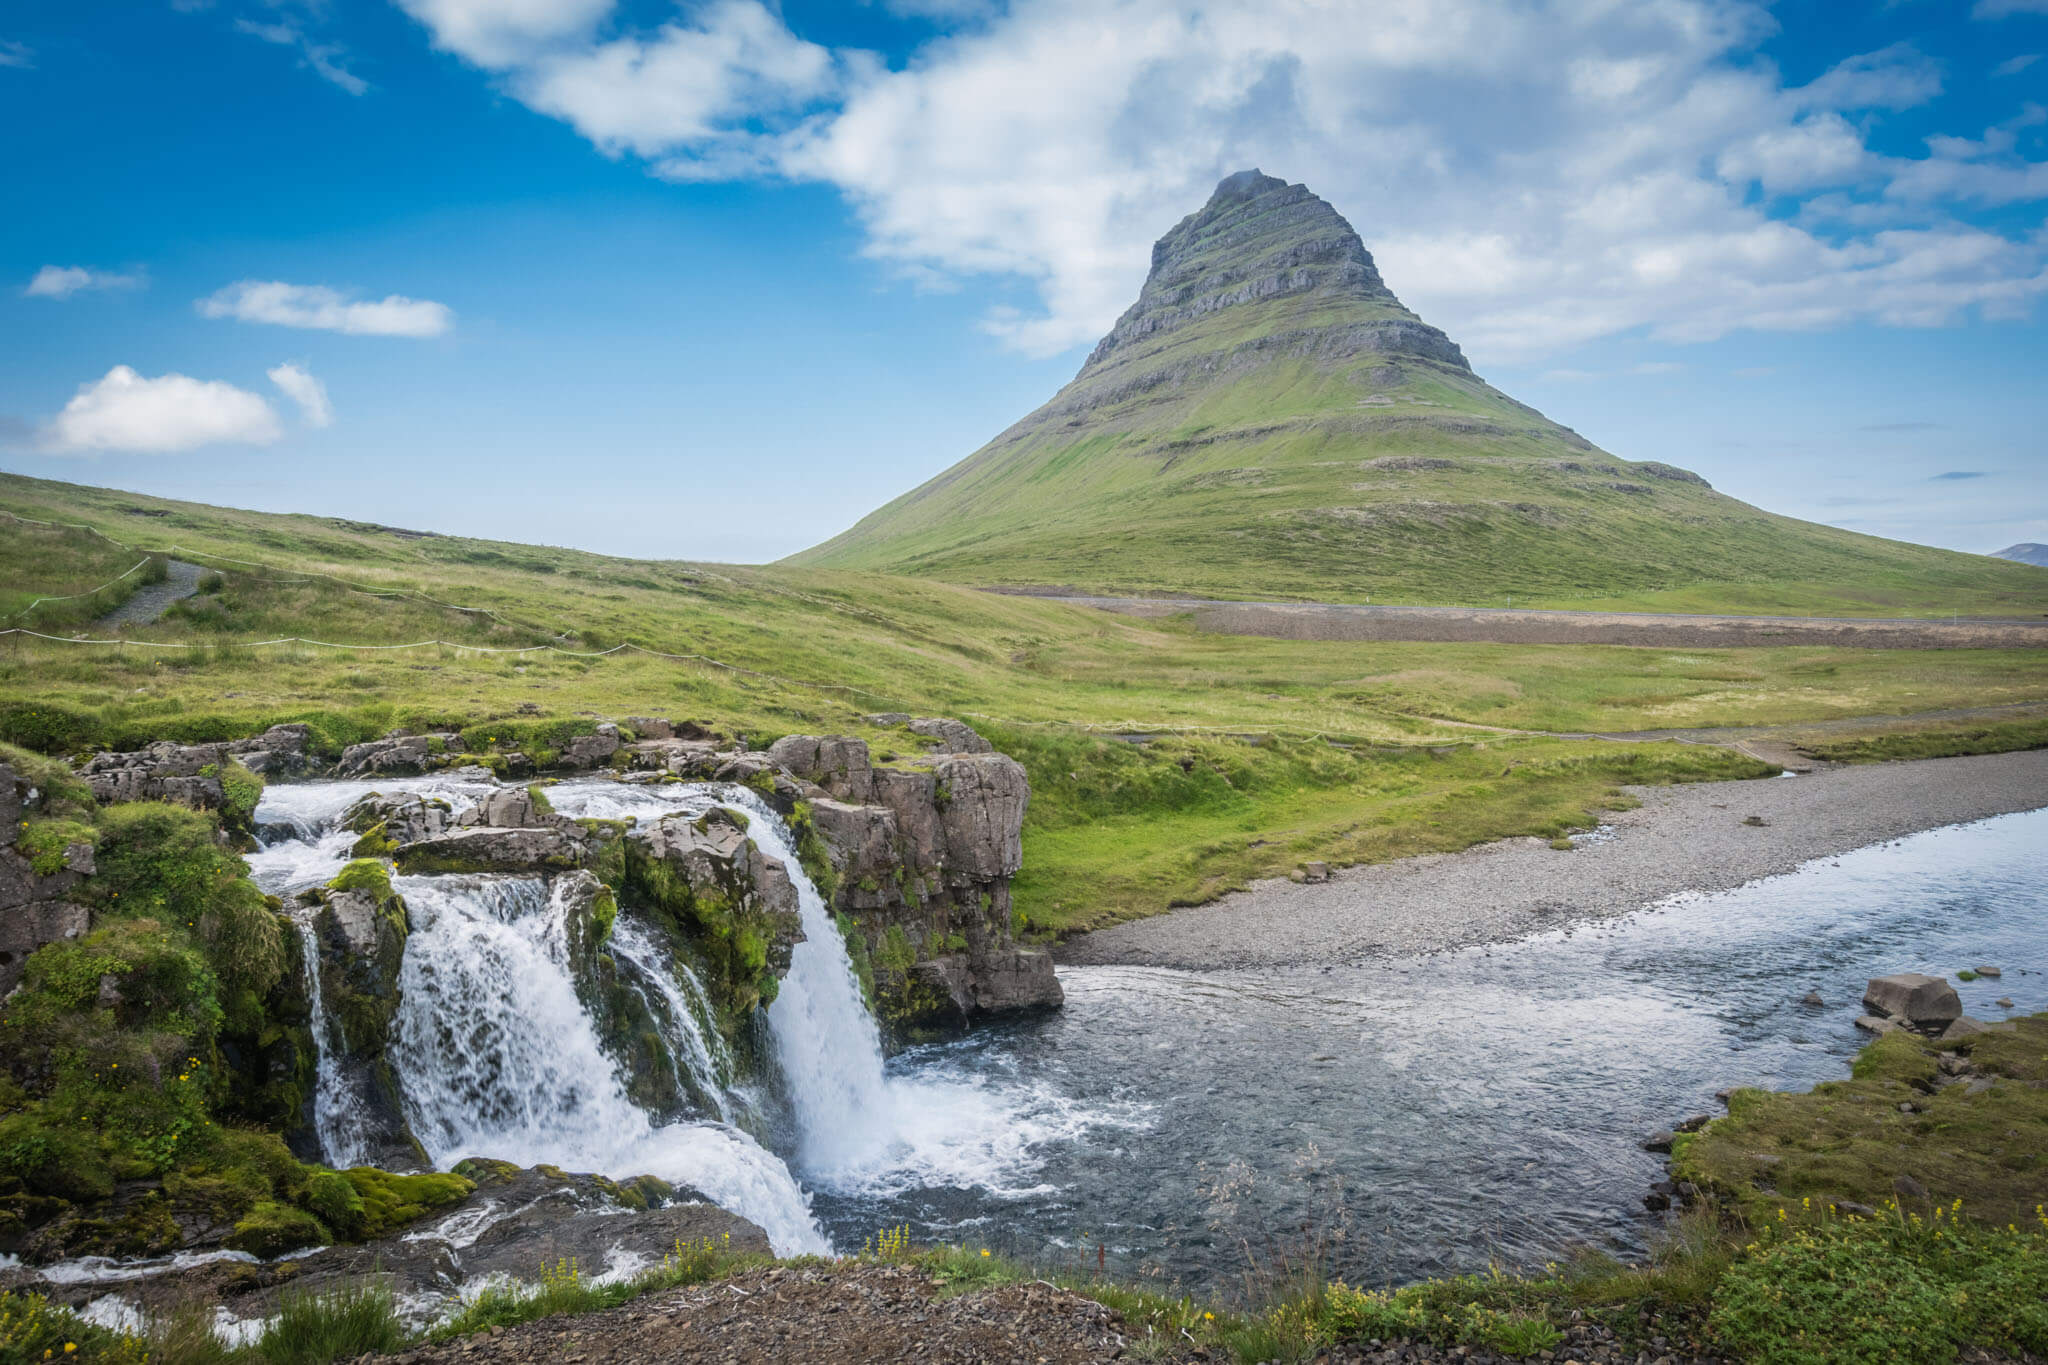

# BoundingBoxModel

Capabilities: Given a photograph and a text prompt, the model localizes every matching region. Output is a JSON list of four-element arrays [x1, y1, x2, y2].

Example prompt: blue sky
[[3, 0, 2045, 562]]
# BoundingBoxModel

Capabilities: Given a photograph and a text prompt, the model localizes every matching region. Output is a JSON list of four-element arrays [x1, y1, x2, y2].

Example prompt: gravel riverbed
[[1060, 748, 2048, 971]]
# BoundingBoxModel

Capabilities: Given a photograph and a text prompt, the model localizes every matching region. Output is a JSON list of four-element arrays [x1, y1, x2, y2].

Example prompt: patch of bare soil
[[388, 1263, 1174, 1364]]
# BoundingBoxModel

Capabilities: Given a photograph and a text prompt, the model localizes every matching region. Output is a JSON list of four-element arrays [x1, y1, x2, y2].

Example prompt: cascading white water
[[725, 792, 893, 1172], [296, 922, 368, 1169], [247, 773, 1069, 1260], [385, 873, 827, 1255], [606, 916, 735, 1124]]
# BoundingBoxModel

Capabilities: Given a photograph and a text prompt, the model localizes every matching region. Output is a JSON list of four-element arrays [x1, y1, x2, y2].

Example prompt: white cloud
[[267, 362, 334, 427], [199, 280, 454, 336], [42, 366, 282, 454], [1975, 0, 2048, 17], [395, 0, 2048, 363], [515, 0, 837, 162], [1993, 53, 2042, 76], [236, 18, 369, 95], [25, 265, 146, 299], [0, 40, 32, 68], [393, 0, 615, 66]]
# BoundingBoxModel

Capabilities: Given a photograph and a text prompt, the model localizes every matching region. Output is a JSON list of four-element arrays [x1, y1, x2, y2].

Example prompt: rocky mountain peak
[[1081, 169, 1466, 376]]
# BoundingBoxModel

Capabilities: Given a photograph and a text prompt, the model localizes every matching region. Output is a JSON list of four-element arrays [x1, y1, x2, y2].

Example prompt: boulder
[[1973, 965, 2002, 978], [625, 807, 805, 1003], [1863, 973, 1962, 1030], [341, 791, 453, 853], [335, 733, 460, 778], [558, 724, 622, 770], [908, 717, 994, 754], [1302, 861, 1330, 883], [966, 946, 1063, 1013], [1853, 1014, 1901, 1035], [393, 825, 589, 875], [227, 723, 314, 776], [764, 735, 876, 801]]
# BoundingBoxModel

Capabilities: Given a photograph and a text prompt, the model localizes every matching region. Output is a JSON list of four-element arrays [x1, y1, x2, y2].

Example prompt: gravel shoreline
[[1059, 748, 2048, 971]]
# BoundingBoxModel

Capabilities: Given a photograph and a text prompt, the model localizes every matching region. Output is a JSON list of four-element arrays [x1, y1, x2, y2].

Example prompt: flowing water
[[246, 778, 2048, 1291]]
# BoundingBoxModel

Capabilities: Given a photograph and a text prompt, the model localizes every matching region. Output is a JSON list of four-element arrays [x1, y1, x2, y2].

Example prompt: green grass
[[1796, 716, 2048, 763], [1673, 1015, 2048, 1229], [6, 470, 2046, 933]]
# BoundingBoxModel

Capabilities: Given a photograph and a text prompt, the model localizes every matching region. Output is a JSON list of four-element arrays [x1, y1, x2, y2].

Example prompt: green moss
[[327, 857, 394, 902], [217, 757, 264, 845], [340, 1167, 474, 1238], [1674, 1013, 2048, 1228], [228, 1199, 330, 1257], [14, 818, 94, 876]]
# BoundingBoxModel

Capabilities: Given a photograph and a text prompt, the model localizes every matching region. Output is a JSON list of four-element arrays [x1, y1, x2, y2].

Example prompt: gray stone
[[931, 754, 1028, 883], [335, 732, 460, 778], [764, 735, 876, 801], [1893, 1173, 1930, 1202], [1863, 973, 1962, 1029], [0, 761, 94, 995], [395, 825, 589, 874], [907, 717, 993, 754], [342, 791, 453, 846], [559, 724, 621, 770], [1972, 965, 2002, 978], [1996, 997, 2015, 1009], [1801, 990, 1824, 1007], [1302, 860, 1330, 882], [1853, 1014, 1901, 1035], [1938, 1016, 1992, 1042]]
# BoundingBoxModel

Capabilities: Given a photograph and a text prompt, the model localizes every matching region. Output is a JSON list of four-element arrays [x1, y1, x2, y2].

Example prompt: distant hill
[[1992, 543, 2048, 568], [791, 171, 2047, 616]]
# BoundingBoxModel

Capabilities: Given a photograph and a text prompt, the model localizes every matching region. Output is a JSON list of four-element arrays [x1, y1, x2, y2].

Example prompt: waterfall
[[246, 772, 1048, 1262], [723, 791, 893, 1174], [296, 923, 368, 1169], [385, 873, 826, 1255], [607, 916, 736, 1124]]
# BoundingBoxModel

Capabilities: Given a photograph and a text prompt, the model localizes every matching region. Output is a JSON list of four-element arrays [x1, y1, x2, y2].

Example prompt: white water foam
[[386, 871, 828, 1255]]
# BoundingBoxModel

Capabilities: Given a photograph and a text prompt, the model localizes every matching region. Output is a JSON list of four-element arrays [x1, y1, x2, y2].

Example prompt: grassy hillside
[[6, 470, 2046, 930], [791, 173, 2047, 617]]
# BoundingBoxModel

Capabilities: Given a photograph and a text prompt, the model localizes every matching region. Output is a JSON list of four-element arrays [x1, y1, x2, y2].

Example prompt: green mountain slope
[[791, 171, 2046, 615]]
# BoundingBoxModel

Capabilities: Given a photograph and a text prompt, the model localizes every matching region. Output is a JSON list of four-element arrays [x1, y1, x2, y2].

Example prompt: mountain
[[1992, 543, 2048, 568], [792, 171, 2046, 615]]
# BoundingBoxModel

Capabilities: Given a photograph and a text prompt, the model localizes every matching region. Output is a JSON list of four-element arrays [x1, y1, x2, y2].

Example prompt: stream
[[243, 779, 2046, 1294]]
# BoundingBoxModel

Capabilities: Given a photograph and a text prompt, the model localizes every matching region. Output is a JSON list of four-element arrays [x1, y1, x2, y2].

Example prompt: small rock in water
[[1974, 965, 2002, 978], [1641, 1132, 1675, 1153], [1854, 1014, 1900, 1034], [1800, 990, 1824, 1007], [1996, 997, 2015, 1009], [1863, 973, 1962, 1030]]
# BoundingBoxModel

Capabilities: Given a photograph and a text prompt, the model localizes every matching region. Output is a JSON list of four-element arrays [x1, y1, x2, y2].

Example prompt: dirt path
[[1059, 747, 2048, 970], [96, 559, 203, 627], [1012, 592, 2048, 649], [387, 1263, 1172, 1364]]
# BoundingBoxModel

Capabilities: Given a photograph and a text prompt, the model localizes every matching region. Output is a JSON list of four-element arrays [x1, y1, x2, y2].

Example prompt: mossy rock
[[341, 1167, 474, 1239], [228, 1199, 331, 1257]]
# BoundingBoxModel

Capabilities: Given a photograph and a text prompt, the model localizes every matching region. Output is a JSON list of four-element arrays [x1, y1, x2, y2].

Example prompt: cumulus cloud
[[42, 366, 282, 454], [0, 40, 32, 68], [267, 362, 334, 427], [199, 280, 454, 336], [25, 265, 146, 299], [394, 0, 2048, 363]]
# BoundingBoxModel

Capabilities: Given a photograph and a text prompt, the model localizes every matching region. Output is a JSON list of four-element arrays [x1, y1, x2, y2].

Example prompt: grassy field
[[7, 470, 2048, 932]]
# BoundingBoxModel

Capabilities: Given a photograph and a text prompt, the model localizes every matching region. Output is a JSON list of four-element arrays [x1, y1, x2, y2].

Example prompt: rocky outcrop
[[391, 785, 594, 874], [342, 789, 454, 856], [906, 717, 994, 755], [301, 861, 422, 1170], [772, 734, 1060, 1036], [625, 807, 804, 1019], [0, 762, 93, 996], [335, 731, 462, 778], [76, 724, 307, 810]]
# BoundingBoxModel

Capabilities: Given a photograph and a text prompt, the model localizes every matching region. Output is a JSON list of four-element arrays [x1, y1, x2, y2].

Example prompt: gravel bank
[[1060, 748, 2048, 971]]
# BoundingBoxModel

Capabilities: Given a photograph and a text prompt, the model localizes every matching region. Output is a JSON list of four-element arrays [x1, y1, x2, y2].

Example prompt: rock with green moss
[[227, 1198, 330, 1256], [391, 784, 594, 874], [303, 860, 423, 1169], [1, 759, 94, 996], [623, 807, 803, 1029]]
